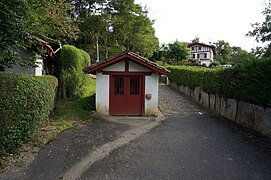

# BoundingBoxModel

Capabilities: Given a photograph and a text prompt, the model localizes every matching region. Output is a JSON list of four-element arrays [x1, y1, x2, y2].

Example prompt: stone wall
[[169, 81, 271, 138]]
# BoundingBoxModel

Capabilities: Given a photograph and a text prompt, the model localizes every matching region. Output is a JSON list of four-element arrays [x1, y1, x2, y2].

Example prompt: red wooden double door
[[109, 75, 144, 116]]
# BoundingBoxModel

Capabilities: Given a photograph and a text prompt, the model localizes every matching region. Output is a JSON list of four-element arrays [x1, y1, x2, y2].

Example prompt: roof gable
[[188, 42, 217, 56], [84, 51, 169, 75]]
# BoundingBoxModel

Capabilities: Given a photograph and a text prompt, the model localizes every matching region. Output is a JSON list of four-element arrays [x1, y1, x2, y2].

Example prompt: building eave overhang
[[84, 51, 170, 75]]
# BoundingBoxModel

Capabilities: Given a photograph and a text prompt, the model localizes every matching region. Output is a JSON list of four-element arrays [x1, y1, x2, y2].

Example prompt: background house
[[84, 51, 169, 117], [1, 37, 61, 77], [4, 49, 43, 76], [188, 42, 216, 66]]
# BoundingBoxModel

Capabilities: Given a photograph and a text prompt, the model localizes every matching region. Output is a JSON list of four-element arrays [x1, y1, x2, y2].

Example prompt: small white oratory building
[[84, 51, 169, 116]]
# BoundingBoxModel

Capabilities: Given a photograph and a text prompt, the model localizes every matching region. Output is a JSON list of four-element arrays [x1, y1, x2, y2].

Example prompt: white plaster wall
[[103, 61, 125, 71], [35, 58, 43, 76], [96, 71, 109, 115], [207, 52, 211, 59], [201, 60, 211, 67], [145, 73, 159, 116], [5, 58, 43, 76], [210, 51, 214, 61], [129, 61, 151, 72], [5, 65, 35, 75]]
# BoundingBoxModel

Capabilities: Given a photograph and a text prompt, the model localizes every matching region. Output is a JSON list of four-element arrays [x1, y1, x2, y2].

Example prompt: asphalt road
[[1, 85, 271, 180], [80, 112, 271, 180]]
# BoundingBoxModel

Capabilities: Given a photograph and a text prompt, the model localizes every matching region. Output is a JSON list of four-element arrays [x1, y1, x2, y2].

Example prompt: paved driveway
[[1, 84, 271, 180], [80, 85, 271, 179]]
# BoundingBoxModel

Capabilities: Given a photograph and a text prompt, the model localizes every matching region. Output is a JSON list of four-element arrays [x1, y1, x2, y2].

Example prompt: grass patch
[[80, 119, 93, 125], [32, 77, 96, 147], [31, 119, 74, 148]]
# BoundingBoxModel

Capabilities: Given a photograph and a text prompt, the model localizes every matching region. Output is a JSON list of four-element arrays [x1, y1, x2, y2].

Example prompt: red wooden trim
[[126, 55, 167, 75], [102, 71, 152, 76], [125, 59, 129, 72], [85, 53, 168, 75], [141, 75, 145, 116], [85, 54, 127, 73], [109, 75, 113, 115]]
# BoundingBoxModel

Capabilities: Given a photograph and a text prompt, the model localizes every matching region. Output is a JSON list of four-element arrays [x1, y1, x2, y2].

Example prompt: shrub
[[167, 58, 271, 107], [229, 58, 271, 107], [0, 73, 58, 156], [61, 45, 90, 97]]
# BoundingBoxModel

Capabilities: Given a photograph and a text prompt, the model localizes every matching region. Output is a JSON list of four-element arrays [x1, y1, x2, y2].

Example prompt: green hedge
[[61, 45, 90, 97], [167, 58, 271, 108], [0, 73, 58, 156]]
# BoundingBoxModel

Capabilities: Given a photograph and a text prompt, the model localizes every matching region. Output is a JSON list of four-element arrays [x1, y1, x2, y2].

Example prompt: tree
[[27, 0, 78, 43], [151, 43, 169, 62], [191, 36, 200, 43], [0, 0, 78, 67], [231, 49, 256, 65], [247, 1, 271, 56], [214, 40, 232, 64], [232, 46, 242, 54], [0, 0, 30, 66], [68, 0, 159, 59], [167, 41, 190, 65]]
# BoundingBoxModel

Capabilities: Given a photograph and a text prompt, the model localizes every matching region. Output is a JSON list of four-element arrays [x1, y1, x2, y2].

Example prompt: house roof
[[84, 51, 170, 75], [33, 36, 61, 60], [188, 42, 217, 56]]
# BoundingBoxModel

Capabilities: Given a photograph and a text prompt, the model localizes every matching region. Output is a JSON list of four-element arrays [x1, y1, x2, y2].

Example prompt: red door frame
[[109, 75, 145, 116]]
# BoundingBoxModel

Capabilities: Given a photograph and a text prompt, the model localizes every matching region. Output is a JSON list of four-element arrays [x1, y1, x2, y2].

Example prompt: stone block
[[222, 99, 237, 121], [181, 85, 185, 93], [209, 94, 216, 111], [171, 81, 177, 89], [178, 85, 184, 93], [219, 97, 226, 116], [254, 105, 265, 127], [255, 107, 271, 137], [190, 89, 195, 99], [184, 86, 190, 96], [236, 101, 255, 127], [194, 87, 201, 102], [199, 90, 209, 108], [215, 95, 221, 114]]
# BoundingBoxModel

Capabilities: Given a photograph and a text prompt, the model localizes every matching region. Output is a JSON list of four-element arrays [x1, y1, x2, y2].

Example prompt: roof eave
[[84, 52, 169, 75]]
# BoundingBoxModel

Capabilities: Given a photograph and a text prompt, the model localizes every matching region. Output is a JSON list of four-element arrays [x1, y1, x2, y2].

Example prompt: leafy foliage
[[213, 40, 258, 65], [0, 0, 78, 67], [214, 40, 233, 64], [0, 0, 30, 66], [152, 41, 190, 65], [167, 41, 191, 65], [247, 1, 271, 43], [67, 0, 159, 59], [0, 73, 58, 156], [247, 1, 271, 56], [61, 45, 90, 97], [167, 58, 271, 107]]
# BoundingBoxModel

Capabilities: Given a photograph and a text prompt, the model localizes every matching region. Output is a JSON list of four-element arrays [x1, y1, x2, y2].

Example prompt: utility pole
[[96, 35, 99, 62]]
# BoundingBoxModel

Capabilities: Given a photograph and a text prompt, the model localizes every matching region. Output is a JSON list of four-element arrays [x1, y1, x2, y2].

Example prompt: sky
[[134, 0, 267, 51]]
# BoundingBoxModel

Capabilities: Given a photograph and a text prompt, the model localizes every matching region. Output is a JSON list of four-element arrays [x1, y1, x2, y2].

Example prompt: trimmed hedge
[[167, 58, 271, 108], [0, 73, 58, 156], [61, 45, 90, 97]]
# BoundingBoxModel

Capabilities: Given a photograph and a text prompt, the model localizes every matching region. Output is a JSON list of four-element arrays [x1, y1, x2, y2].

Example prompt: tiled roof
[[188, 42, 217, 56], [84, 51, 169, 75]]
